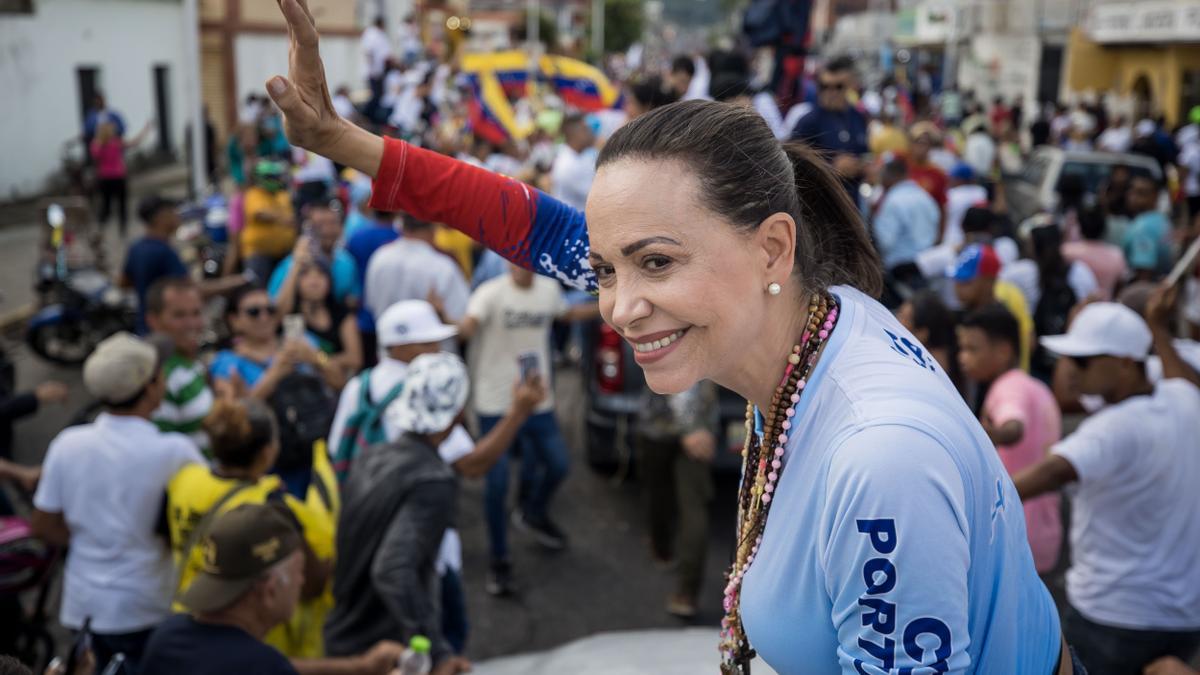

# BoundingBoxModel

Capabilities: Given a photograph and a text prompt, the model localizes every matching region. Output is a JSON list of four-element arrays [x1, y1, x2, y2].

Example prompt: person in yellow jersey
[[167, 397, 339, 661], [236, 160, 297, 284]]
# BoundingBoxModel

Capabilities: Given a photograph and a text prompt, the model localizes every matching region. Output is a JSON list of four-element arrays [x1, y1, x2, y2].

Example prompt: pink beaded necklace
[[719, 292, 839, 675]]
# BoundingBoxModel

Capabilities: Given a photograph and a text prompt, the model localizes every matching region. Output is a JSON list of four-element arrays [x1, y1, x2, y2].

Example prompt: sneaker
[[486, 560, 516, 597], [666, 593, 698, 619], [512, 510, 567, 550]]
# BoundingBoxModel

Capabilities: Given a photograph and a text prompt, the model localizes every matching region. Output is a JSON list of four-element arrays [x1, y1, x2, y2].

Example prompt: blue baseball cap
[[947, 243, 1001, 282], [949, 162, 974, 181]]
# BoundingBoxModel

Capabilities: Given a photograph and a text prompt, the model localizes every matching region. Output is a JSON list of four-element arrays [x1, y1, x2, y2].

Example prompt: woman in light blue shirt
[[265, 7, 1074, 672]]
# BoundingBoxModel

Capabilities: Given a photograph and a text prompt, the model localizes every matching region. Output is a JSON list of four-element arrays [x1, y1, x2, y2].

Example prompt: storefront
[[1065, 0, 1200, 126]]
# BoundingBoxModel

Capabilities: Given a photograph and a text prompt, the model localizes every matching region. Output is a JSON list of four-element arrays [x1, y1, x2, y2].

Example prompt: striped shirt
[[152, 355, 212, 455]]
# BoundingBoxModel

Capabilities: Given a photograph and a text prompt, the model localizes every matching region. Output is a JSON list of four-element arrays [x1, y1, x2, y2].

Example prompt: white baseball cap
[[84, 332, 160, 404], [376, 300, 458, 347], [1039, 303, 1152, 361]]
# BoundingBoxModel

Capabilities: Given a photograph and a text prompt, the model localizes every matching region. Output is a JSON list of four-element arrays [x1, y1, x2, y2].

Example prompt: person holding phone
[[454, 263, 598, 597]]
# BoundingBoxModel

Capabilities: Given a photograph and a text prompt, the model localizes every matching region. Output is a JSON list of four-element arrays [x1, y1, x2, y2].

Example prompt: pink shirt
[[984, 369, 1063, 573], [90, 139, 127, 180], [1062, 240, 1127, 300]]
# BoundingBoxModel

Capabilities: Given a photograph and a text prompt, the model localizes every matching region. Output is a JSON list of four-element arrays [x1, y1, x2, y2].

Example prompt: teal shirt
[[1122, 211, 1171, 273]]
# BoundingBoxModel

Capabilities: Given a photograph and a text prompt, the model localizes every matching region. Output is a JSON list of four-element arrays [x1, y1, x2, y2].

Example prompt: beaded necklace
[[719, 292, 839, 675]]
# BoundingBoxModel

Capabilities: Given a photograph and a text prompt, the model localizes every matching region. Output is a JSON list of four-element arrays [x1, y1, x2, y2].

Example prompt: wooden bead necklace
[[719, 292, 838, 675]]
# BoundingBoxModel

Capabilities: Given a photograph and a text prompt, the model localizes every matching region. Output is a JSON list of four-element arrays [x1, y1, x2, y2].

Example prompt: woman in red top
[[90, 119, 153, 236]]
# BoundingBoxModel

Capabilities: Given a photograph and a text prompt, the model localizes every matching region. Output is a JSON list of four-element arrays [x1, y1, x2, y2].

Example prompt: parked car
[[578, 320, 748, 474], [1004, 147, 1166, 226]]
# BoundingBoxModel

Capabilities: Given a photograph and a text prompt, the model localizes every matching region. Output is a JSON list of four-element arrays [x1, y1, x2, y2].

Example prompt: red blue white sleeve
[[368, 137, 596, 293]]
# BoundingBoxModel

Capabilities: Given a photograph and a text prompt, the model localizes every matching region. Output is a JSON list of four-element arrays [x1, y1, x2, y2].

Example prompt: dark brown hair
[[597, 100, 883, 297], [204, 398, 277, 469], [146, 276, 199, 317]]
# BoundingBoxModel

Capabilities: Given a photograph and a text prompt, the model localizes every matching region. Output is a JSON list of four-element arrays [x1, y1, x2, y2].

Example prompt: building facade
[[0, 0, 190, 199]]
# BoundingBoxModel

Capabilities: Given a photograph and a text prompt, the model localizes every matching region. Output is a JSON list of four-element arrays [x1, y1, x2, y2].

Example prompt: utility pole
[[592, 0, 604, 59], [182, 0, 206, 197]]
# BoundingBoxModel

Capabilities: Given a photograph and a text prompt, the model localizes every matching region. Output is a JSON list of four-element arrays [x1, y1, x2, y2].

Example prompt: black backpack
[[268, 371, 336, 475]]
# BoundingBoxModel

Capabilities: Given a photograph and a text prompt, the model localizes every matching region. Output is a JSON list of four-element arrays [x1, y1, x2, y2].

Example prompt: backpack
[[268, 371, 336, 478], [331, 369, 405, 483]]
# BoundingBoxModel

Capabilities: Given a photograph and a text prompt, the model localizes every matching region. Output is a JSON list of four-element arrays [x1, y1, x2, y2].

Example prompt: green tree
[[518, 9, 559, 51], [593, 0, 644, 55]]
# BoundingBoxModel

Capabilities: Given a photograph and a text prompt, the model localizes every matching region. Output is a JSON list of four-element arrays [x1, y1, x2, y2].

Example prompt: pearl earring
[[767, 282, 782, 296]]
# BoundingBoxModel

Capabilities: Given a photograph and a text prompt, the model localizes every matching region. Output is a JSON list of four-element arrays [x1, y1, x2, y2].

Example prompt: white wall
[[0, 0, 189, 200], [957, 34, 1041, 107], [233, 33, 363, 105]]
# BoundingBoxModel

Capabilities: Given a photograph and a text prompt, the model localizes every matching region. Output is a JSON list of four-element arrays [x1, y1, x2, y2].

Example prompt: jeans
[[243, 254, 281, 286], [96, 177, 129, 236], [440, 568, 467, 654], [479, 411, 569, 562], [1064, 603, 1200, 675], [637, 434, 713, 598], [90, 627, 154, 674]]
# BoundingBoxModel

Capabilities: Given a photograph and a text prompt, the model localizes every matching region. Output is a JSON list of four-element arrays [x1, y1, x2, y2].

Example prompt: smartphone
[[517, 352, 539, 382], [1165, 236, 1200, 289], [283, 313, 306, 341]]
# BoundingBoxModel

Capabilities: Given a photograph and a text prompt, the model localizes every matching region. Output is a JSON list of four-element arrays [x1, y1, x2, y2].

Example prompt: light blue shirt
[[739, 286, 1060, 674], [873, 179, 941, 270], [1122, 211, 1171, 273]]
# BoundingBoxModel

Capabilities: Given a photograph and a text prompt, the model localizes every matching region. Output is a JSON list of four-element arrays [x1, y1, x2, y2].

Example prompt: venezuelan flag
[[538, 54, 621, 112], [459, 51, 621, 141]]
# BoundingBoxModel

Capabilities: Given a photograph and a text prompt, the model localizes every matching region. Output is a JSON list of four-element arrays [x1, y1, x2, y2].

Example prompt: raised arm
[[267, 0, 595, 291]]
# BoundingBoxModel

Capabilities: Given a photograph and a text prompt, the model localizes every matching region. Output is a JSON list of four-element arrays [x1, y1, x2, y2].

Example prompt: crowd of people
[[1, 10, 1200, 675]]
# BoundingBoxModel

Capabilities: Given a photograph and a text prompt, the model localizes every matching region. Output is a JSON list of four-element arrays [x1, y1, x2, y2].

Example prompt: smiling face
[[586, 158, 784, 395]]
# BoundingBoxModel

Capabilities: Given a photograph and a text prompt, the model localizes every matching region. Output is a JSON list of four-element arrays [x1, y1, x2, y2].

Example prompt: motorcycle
[[177, 191, 229, 279], [25, 204, 134, 366]]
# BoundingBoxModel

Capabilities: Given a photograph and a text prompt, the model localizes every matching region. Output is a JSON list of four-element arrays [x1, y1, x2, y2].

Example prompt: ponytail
[[783, 142, 883, 297], [204, 398, 277, 469]]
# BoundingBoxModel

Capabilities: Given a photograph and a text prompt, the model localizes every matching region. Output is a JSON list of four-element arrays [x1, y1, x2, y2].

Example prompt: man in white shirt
[[361, 17, 393, 123], [364, 219, 469, 353], [458, 264, 597, 596], [1097, 115, 1133, 153], [326, 300, 545, 652], [1014, 303, 1200, 674], [549, 114, 597, 211], [32, 333, 203, 671]]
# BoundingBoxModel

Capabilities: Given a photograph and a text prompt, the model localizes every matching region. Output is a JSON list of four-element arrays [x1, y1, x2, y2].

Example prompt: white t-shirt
[[364, 238, 469, 351], [33, 413, 203, 632], [467, 275, 567, 416], [1053, 379, 1200, 630], [964, 133, 996, 177], [549, 144, 597, 211], [945, 184, 989, 248], [1000, 258, 1099, 309], [1179, 141, 1200, 197], [361, 25, 392, 78], [1097, 126, 1133, 153]]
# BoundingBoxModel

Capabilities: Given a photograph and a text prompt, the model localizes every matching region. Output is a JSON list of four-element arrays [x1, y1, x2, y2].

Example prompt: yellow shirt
[[870, 125, 910, 156], [434, 225, 476, 279], [167, 441, 339, 658], [241, 187, 297, 259], [994, 280, 1033, 372]]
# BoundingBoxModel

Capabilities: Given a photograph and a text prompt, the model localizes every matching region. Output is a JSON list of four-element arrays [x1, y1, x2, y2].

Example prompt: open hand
[[266, 0, 345, 156]]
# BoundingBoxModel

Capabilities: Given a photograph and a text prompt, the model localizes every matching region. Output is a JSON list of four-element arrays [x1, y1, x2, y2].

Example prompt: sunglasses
[[242, 305, 277, 319], [818, 81, 846, 92]]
